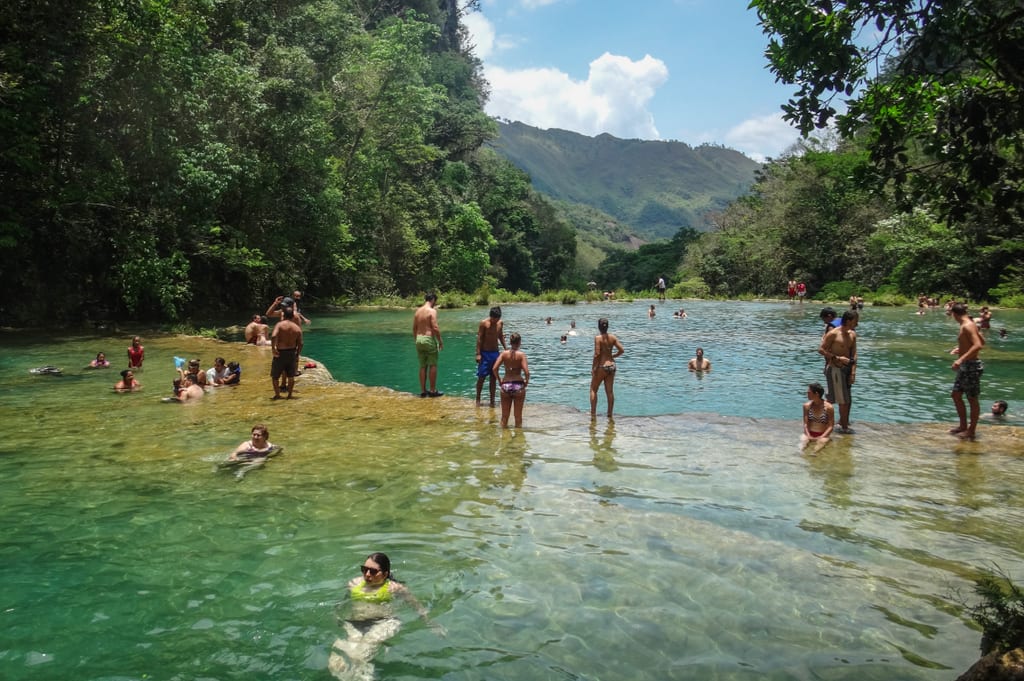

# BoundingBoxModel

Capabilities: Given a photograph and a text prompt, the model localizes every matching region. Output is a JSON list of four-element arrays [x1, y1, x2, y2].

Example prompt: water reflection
[[2, 310, 1024, 680], [589, 420, 618, 473]]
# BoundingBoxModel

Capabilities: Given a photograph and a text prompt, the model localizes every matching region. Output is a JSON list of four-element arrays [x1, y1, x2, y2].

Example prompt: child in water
[[328, 552, 442, 680]]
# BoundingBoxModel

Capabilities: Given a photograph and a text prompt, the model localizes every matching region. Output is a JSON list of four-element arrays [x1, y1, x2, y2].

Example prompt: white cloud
[[461, 11, 496, 60], [484, 52, 669, 140], [722, 112, 801, 161]]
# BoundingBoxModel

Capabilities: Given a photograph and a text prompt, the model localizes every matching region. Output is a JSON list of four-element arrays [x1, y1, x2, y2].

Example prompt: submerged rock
[[956, 648, 1024, 681]]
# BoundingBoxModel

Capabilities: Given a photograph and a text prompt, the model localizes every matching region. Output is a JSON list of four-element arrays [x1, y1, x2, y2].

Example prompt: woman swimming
[[228, 425, 275, 461], [590, 318, 624, 419], [492, 332, 530, 428], [328, 552, 441, 680]]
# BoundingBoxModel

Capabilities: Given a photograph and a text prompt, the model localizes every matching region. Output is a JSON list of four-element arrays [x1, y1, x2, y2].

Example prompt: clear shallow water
[[304, 300, 1024, 422], [1, 302, 1023, 681]]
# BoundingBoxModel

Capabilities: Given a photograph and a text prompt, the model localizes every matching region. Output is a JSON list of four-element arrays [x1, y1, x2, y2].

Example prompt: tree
[[750, 0, 1024, 225]]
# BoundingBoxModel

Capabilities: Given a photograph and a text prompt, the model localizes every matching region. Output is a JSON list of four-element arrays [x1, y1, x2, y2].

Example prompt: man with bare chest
[[819, 310, 858, 433], [271, 307, 303, 399], [475, 306, 506, 406]]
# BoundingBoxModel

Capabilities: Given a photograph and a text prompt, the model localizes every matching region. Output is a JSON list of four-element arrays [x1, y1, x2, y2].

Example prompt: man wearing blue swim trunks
[[413, 293, 444, 397], [475, 306, 506, 406]]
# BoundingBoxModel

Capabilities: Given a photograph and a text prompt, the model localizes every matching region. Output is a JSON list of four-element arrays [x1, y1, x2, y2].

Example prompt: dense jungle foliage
[[0, 0, 578, 324], [3, 0, 1022, 324]]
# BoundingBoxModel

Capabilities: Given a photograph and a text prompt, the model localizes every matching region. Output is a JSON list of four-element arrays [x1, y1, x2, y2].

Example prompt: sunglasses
[[360, 565, 382, 576]]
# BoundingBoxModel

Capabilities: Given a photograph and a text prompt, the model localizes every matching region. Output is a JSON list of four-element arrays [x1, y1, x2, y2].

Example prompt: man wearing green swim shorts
[[413, 293, 444, 397]]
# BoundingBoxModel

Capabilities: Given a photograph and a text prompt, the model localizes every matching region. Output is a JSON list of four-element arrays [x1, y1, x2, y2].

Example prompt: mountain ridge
[[489, 120, 762, 242]]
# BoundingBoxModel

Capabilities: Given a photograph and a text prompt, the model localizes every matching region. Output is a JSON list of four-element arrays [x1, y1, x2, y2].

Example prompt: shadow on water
[[1, 303, 1024, 680]]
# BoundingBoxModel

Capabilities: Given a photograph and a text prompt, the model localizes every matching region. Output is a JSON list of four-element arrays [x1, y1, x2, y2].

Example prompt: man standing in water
[[687, 347, 711, 371], [949, 302, 985, 439], [413, 293, 444, 397], [271, 307, 303, 399], [475, 306, 506, 406], [819, 309, 858, 433]]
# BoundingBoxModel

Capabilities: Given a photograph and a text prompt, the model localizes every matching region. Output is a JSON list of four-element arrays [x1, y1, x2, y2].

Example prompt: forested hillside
[[0, 0, 578, 324], [491, 120, 762, 240]]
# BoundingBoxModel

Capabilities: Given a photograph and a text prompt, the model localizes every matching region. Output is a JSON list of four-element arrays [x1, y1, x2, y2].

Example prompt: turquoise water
[[303, 300, 1024, 422], [1, 301, 1023, 681]]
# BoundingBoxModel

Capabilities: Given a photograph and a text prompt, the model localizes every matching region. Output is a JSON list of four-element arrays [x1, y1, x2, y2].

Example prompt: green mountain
[[490, 120, 762, 241]]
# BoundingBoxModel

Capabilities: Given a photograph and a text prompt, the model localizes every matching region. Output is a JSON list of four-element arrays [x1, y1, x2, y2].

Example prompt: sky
[[463, 0, 804, 161]]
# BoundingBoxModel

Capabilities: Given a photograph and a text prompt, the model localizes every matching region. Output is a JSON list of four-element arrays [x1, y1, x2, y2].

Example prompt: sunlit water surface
[[2, 300, 1023, 681]]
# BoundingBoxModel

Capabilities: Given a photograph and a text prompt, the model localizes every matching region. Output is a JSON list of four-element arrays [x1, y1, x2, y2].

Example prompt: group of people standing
[[805, 300, 995, 450], [412, 294, 627, 427]]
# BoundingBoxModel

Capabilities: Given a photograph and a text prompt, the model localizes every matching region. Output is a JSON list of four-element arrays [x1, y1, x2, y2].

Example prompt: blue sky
[[464, 0, 804, 161]]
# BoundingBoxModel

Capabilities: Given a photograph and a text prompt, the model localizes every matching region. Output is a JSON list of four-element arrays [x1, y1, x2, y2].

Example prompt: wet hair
[[598, 318, 609, 333], [696, 347, 704, 354], [808, 382, 825, 398], [215, 357, 225, 366], [993, 400, 1008, 415], [819, 307, 836, 320], [251, 424, 269, 438], [183, 373, 196, 384], [425, 292, 437, 303], [951, 302, 968, 317], [283, 307, 295, 320], [364, 552, 395, 581], [490, 306, 502, 319], [228, 361, 239, 370], [120, 369, 131, 379], [841, 310, 859, 324], [509, 332, 522, 346], [172, 378, 182, 395]]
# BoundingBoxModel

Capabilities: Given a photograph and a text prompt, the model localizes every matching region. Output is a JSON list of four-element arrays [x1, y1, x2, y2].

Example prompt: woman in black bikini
[[492, 332, 530, 428], [590, 318, 624, 419]]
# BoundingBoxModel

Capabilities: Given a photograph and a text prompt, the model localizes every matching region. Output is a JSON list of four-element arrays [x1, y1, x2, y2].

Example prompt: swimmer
[[566, 320, 579, 336], [114, 369, 141, 392], [800, 382, 834, 453], [127, 336, 144, 368], [228, 424, 275, 461], [176, 372, 204, 402], [648, 304, 656, 319], [328, 552, 442, 680], [89, 352, 111, 368], [560, 335, 568, 344], [589, 318, 624, 419], [687, 347, 711, 372], [981, 400, 1009, 421]]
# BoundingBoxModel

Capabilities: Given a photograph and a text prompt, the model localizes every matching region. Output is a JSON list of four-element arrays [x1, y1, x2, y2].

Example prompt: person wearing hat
[[266, 290, 310, 325]]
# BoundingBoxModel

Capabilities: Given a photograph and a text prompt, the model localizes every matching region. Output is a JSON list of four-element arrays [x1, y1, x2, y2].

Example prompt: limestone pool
[[1, 300, 1022, 680]]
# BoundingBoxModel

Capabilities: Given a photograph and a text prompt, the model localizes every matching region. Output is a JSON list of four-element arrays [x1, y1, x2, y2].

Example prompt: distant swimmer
[[648, 304, 656, 319], [127, 336, 145, 369], [89, 352, 111, 368], [114, 369, 141, 392], [566, 320, 579, 336], [687, 347, 711, 372]]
